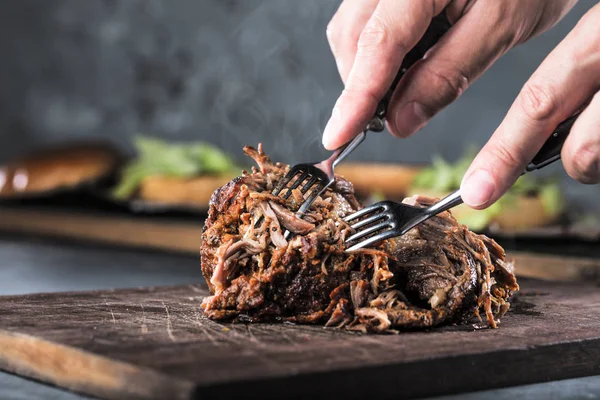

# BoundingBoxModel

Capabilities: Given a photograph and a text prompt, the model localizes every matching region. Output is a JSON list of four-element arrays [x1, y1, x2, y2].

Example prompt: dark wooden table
[[1, 235, 599, 400]]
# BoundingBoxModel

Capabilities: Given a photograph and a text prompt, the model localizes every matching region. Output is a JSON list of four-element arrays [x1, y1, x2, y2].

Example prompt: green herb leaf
[[369, 190, 386, 204], [412, 147, 477, 192], [539, 183, 564, 217], [112, 135, 239, 199], [410, 147, 565, 229]]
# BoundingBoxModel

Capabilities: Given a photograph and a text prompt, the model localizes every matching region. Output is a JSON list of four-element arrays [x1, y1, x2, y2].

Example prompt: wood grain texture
[[0, 332, 194, 400], [0, 279, 599, 399]]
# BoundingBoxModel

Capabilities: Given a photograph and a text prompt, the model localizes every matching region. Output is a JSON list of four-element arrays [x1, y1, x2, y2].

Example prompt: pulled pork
[[200, 144, 519, 333]]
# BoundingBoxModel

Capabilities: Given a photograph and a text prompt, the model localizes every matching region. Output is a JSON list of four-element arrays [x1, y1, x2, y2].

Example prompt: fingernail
[[322, 106, 341, 149], [461, 169, 496, 207], [394, 102, 430, 137]]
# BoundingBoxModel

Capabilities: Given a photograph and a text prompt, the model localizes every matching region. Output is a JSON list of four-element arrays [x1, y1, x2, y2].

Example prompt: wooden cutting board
[[0, 279, 599, 400]]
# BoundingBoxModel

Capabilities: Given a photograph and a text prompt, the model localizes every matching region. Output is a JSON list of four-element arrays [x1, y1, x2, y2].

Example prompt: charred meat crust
[[200, 144, 519, 333]]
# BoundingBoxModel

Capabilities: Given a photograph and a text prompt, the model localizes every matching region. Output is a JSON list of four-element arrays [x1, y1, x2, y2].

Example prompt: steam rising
[[205, 0, 341, 164]]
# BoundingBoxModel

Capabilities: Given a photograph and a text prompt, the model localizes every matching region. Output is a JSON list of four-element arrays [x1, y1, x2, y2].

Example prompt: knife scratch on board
[[140, 303, 148, 334], [104, 301, 116, 324], [194, 308, 220, 347], [245, 324, 267, 348], [188, 285, 204, 293], [163, 302, 176, 342]]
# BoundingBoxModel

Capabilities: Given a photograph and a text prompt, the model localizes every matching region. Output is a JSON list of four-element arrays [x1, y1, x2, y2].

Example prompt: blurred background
[[0, 0, 598, 211], [0, 2, 600, 399]]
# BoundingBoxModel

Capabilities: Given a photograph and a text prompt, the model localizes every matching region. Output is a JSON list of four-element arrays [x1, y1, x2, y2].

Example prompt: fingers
[[387, 1, 521, 137], [461, 4, 600, 209], [322, 0, 450, 150], [562, 91, 600, 184], [327, 0, 379, 83], [386, 0, 578, 138]]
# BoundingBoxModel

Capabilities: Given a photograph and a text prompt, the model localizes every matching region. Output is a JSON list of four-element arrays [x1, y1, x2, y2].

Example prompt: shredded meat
[[200, 144, 519, 333]]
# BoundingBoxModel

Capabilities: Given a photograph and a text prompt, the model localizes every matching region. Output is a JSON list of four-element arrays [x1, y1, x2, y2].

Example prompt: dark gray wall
[[0, 0, 598, 210]]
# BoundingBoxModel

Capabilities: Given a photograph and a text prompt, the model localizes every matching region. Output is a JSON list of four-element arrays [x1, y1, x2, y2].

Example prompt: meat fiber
[[200, 144, 519, 333]]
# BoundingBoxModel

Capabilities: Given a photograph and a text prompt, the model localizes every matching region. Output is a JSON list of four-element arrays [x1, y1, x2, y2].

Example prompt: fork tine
[[343, 202, 388, 223], [345, 229, 398, 253], [345, 221, 392, 243], [281, 170, 309, 199], [272, 167, 301, 196], [272, 173, 291, 196], [303, 182, 322, 203], [282, 189, 293, 200], [289, 170, 310, 190], [350, 212, 388, 230], [301, 176, 319, 194], [296, 183, 323, 215], [271, 182, 284, 196], [282, 183, 324, 241]]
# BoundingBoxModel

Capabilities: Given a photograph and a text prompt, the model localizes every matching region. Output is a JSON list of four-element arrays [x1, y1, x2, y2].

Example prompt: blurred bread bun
[[483, 195, 558, 231], [137, 174, 234, 208], [335, 163, 423, 199], [0, 141, 122, 198]]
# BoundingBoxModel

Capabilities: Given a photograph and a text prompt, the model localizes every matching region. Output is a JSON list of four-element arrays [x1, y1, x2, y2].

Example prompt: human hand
[[460, 3, 600, 209], [322, 0, 577, 150]]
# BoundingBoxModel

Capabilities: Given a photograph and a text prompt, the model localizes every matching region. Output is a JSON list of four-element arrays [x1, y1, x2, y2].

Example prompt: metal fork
[[272, 130, 367, 227], [344, 112, 580, 252], [272, 13, 452, 238]]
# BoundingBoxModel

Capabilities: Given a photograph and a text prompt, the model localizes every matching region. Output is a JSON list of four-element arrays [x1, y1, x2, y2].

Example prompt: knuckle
[[577, 4, 600, 38], [519, 81, 561, 123], [326, 21, 340, 49], [431, 0, 452, 16], [473, 1, 527, 50], [567, 146, 600, 183], [326, 20, 338, 42], [341, 86, 380, 108], [487, 136, 527, 173], [484, 1, 521, 43], [357, 15, 389, 55], [571, 8, 600, 59], [327, 18, 362, 60], [420, 63, 470, 106]]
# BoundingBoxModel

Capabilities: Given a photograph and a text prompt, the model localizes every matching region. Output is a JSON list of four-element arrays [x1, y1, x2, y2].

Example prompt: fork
[[343, 112, 581, 252], [273, 13, 452, 238]]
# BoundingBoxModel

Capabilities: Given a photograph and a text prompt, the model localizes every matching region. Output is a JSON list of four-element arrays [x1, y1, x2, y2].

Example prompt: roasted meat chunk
[[200, 145, 519, 333]]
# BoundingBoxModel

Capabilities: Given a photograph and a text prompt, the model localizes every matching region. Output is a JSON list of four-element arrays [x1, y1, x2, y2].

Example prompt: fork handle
[[331, 131, 367, 169], [366, 12, 451, 132], [524, 111, 580, 173], [426, 189, 463, 216]]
